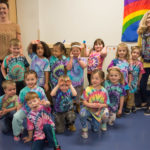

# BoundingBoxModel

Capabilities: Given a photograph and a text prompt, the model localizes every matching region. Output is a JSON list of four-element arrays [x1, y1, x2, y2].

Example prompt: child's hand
[[70, 52, 74, 59], [31, 40, 40, 45], [40, 100, 50, 107], [78, 55, 81, 60], [117, 109, 122, 115], [0, 110, 2, 117], [44, 83, 49, 92], [23, 136, 32, 143], [1, 108, 8, 116]]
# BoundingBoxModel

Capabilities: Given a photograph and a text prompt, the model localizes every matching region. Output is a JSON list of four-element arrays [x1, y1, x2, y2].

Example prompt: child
[[28, 40, 51, 92], [49, 42, 67, 89], [0, 80, 18, 134], [108, 42, 131, 90], [66, 42, 87, 113], [51, 75, 77, 133], [23, 92, 61, 150], [80, 69, 109, 139], [104, 67, 126, 125], [87, 38, 107, 84], [125, 46, 145, 114], [1, 39, 29, 94], [12, 70, 48, 141]]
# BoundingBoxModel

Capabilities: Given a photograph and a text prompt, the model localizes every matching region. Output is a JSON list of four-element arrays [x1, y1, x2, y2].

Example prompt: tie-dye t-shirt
[[29, 53, 50, 87], [66, 57, 86, 87], [108, 58, 131, 90], [49, 55, 66, 88], [129, 60, 145, 93], [83, 86, 110, 122], [87, 51, 104, 74], [2, 54, 29, 81], [27, 105, 54, 141], [104, 80, 126, 113], [19, 86, 48, 114], [53, 89, 74, 112]]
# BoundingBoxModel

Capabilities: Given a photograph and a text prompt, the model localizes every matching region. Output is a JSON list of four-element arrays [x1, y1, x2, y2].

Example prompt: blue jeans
[[32, 124, 59, 150], [80, 107, 100, 132]]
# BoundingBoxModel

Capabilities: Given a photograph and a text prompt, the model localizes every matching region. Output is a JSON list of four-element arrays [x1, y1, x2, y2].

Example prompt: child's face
[[146, 14, 150, 27], [91, 73, 103, 88], [4, 85, 16, 97], [94, 43, 103, 52], [27, 98, 40, 110], [71, 47, 81, 57], [10, 45, 21, 56], [131, 49, 140, 60], [117, 47, 127, 59], [109, 70, 121, 84], [53, 46, 63, 58], [59, 84, 70, 93], [36, 43, 44, 58], [25, 74, 37, 89]]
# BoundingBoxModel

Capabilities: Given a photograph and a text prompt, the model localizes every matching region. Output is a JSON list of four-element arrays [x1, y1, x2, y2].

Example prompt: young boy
[[1, 38, 29, 94], [51, 75, 77, 133], [23, 92, 61, 150], [66, 42, 87, 113], [0, 80, 18, 134]]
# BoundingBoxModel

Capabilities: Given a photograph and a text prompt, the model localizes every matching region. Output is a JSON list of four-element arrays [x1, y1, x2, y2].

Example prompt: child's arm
[[44, 71, 49, 92], [70, 84, 77, 96], [1, 106, 17, 116], [50, 84, 59, 96], [128, 73, 132, 88], [118, 96, 124, 115], [138, 73, 142, 87], [23, 130, 33, 143], [66, 53, 73, 70], [100, 46, 107, 57], [78, 56, 87, 69]]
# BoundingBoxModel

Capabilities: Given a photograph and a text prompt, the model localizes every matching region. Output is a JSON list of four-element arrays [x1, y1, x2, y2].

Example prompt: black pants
[[16, 81, 25, 95]]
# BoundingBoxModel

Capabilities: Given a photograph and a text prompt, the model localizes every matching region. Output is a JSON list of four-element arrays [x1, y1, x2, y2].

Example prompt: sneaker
[[54, 145, 61, 150], [144, 107, 150, 116], [108, 121, 114, 126], [81, 131, 88, 139], [101, 123, 107, 131], [14, 136, 20, 141], [132, 106, 136, 113], [68, 124, 76, 132], [124, 108, 131, 114]]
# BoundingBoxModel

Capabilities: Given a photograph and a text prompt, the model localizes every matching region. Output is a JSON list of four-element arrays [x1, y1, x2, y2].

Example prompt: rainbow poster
[[121, 0, 150, 42]]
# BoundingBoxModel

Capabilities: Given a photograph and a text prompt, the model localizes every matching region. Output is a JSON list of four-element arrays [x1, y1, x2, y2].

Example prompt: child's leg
[[101, 108, 109, 131], [91, 116, 100, 132], [32, 140, 45, 150], [43, 124, 60, 149], [12, 109, 26, 136], [108, 111, 116, 125]]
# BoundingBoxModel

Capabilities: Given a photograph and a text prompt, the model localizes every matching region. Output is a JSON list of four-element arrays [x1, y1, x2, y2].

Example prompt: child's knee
[[66, 111, 76, 124], [80, 108, 87, 117]]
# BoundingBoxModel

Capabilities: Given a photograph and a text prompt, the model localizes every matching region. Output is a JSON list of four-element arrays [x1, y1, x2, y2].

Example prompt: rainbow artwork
[[121, 0, 150, 42]]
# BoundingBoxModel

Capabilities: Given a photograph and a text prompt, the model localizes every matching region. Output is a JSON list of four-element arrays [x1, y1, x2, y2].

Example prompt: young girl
[[28, 40, 51, 92], [104, 67, 126, 125], [66, 42, 87, 113], [23, 92, 61, 150], [108, 42, 131, 90], [80, 69, 109, 139], [51, 75, 77, 133], [137, 10, 150, 115], [125, 46, 145, 114], [12, 70, 48, 141], [49, 42, 67, 89], [87, 38, 107, 84]]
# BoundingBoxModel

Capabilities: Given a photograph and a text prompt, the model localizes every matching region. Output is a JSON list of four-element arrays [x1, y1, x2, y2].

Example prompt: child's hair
[[0, 0, 9, 8], [137, 10, 150, 35], [131, 46, 142, 56], [107, 67, 124, 85], [116, 42, 130, 61], [71, 42, 81, 51], [93, 38, 105, 50], [53, 42, 66, 55], [59, 75, 70, 81], [25, 92, 39, 102], [24, 70, 38, 79], [32, 41, 51, 58], [2, 80, 16, 90], [91, 69, 105, 82], [9, 39, 21, 47]]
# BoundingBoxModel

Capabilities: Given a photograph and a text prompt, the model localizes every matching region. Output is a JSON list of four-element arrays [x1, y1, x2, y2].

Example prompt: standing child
[[87, 38, 107, 85], [1, 39, 29, 94], [51, 75, 77, 133], [0, 80, 18, 134], [23, 92, 61, 150], [66, 42, 87, 113], [104, 67, 126, 125], [80, 69, 109, 139], [49, 42, 67, 89], [12, 70, 48, 141], [125, 46, 145, 114], [27, 40, 51, 92]]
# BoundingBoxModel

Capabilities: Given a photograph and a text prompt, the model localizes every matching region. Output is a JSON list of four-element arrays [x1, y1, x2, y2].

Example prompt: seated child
[[51, 75, 77, 133], [0, 80, 18, 134], [23, 92, 61, 150]]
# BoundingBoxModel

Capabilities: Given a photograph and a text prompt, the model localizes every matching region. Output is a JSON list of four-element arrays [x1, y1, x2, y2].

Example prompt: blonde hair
[[25, 92, 39, 102], [2, 80, 16, 90], [137, 10, 150, 35], [71, 42, 81, 51], [9, 38, 21, 47], [131, 46, 141, 55], [24, 70, 38, 80], [107, 67, 124, 85], [116, 42, 130, 61]]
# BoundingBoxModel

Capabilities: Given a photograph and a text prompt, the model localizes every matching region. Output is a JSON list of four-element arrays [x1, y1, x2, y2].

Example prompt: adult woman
[[0, 0, 21, 96], [137, 10, 150, 115]]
